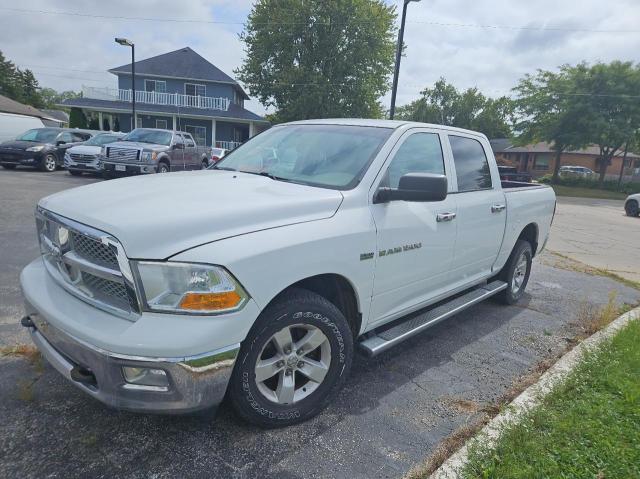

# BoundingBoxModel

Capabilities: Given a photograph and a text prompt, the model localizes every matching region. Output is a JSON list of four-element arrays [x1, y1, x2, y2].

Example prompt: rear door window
[[449, 135, 492, 191]]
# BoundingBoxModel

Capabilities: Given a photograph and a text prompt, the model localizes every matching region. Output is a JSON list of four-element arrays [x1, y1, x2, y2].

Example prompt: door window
[[156, 119, 168, 129], [386, 132, 445, 188], [449, 135, 492, 191]]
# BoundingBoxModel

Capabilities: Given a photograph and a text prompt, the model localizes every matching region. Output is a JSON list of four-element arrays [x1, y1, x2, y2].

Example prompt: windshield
[[84, 134, 123, 146], [122, 129, 172, 146], [16, 129, 60, 143], [213, 124, 392, 189]]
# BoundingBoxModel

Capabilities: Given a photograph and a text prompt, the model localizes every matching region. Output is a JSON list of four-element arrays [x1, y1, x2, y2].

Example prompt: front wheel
[[495, 239, 533, 305], [40, 154, 57, 172], [625, 200, 639, 217], [228, 288, 353, 428], [157, 161, 170, 173]]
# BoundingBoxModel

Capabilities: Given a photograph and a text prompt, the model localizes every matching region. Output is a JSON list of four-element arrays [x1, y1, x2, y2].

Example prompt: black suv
[[0, 128, 98, 172]]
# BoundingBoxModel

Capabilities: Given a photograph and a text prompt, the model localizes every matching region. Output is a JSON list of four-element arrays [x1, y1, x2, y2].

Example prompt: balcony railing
[[215, 140, 243, 151], [82, 86, 230, 111]]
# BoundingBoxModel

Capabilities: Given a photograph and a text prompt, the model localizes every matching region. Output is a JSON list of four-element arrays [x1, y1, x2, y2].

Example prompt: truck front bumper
[[20, 260, 245, 414], [102, 162, 156, 175]]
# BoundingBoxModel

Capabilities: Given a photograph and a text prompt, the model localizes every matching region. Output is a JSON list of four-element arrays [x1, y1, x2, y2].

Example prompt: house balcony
[[81, 86, 231, 111]]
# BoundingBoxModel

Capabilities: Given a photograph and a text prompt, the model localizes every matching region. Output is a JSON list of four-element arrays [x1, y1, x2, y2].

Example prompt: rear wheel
[[625, 200, 639, 217], [495, 240, 533, 305], [228, 288, 353, 428], [40, 154, 57, 172], [1, 164, 16, 170]]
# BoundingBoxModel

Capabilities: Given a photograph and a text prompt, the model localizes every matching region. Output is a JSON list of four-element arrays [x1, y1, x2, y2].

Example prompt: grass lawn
[[549, 184, 628, 200], [461, 319, 640, 478]]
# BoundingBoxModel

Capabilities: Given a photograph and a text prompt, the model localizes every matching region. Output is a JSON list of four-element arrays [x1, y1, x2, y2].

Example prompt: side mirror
[[56, 140, 66, 146], [374, 173, 448, 203], [173, 143, 184, 150]]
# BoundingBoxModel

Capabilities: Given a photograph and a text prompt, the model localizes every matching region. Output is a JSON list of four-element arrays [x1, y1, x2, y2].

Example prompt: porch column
[[211, 119, 217, 148], [98, 111, 103, 131], [172, 115, 177, 131], [249, 121, 256, 138]]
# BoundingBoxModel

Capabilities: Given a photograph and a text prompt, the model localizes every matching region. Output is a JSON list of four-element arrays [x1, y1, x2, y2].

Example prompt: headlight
[[26, 145, 45, 152], [141, 151, 157, 161], [100, 147, 106, 156], [134, 262, 248, 314]]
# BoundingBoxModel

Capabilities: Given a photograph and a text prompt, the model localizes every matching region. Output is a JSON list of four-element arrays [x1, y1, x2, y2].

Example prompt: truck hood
[[107, 141, 169, 152], [67, 144, 102, 155], [39, 170, 343, 259]]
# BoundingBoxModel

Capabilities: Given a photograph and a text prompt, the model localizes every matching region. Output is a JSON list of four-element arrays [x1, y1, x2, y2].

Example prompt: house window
[[185, 83, 206, 97], [185, 125, 207, 146], [156, 119, 168, 129], [136, 117, 142, 128], [534, 154, 551, 170], [144, 79, 166, 93]]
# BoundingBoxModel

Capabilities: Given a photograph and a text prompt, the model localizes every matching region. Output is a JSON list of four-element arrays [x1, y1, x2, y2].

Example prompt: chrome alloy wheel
[[254, 323, 331, 405], [511, 252, 528, 294], [44, 154, 57, 172]]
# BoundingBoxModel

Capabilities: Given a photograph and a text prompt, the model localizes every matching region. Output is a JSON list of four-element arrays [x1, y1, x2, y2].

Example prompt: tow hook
[[20, 315, 35, 328]]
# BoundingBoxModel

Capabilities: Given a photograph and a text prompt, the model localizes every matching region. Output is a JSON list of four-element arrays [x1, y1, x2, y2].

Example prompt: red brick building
[[489, 139, 640, 180]]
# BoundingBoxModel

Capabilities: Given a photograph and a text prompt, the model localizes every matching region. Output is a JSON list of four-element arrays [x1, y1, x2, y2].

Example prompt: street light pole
[[389, 0, 420, 120], [115, 38, 136, 130]]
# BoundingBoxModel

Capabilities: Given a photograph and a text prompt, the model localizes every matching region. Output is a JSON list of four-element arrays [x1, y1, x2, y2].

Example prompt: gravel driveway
[[1, 169, 638, 478]]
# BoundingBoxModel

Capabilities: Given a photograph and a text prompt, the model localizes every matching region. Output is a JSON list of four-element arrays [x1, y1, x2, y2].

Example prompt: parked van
[[0, 112, 45, 143]]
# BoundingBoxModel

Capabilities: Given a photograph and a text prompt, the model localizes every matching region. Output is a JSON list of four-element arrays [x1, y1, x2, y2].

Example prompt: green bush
[[68, 107, 87, 129], [538, 174, 640, 195]]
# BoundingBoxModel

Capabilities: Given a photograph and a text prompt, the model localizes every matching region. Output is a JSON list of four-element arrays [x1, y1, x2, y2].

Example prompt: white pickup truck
[[20, 119, 556, 427]]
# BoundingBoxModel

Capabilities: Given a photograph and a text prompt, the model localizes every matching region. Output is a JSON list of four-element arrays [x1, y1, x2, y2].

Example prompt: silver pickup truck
[[101, 128, 211, 177]]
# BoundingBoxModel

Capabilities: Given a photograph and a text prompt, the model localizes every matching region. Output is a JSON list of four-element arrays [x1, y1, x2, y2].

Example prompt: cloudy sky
[[1, 0, 639, 116]]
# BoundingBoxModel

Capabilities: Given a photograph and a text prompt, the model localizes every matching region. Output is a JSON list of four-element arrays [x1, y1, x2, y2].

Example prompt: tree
[[395, 78, 514, 138], [512, 66, 591, 182], [39, 88, 81, 109], [69, 107, 87, 128], [236, 0, 397, 122], [572, 61, 640, 185]]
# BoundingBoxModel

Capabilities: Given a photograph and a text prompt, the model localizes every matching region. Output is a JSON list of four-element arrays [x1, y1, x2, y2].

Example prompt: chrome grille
[[71, 232, 119, 269], [69, 153, 97, 163], [36, 208, 139, 320], [106, 146, 140, 162]]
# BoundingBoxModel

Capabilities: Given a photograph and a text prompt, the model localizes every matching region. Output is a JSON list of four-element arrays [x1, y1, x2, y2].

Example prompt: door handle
[[436, 212, 456, 222], [491, 204, 506, 213]]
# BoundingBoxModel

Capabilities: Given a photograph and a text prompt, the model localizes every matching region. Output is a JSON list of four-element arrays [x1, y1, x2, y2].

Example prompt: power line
[[1, 7, 639, 33], [19, 64, 109, 74]]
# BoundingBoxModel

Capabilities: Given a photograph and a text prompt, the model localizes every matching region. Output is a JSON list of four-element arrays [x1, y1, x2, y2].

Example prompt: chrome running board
[[359, 280, 508, 357]]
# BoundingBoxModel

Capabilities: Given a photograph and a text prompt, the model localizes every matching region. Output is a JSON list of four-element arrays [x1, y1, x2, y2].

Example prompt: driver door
[[368, 129, 458, 327], [173, 133, 186, 170]]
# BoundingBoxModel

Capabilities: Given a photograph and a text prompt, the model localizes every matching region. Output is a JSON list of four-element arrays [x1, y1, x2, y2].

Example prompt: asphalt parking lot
[[547, 196, 640, 283], [1, 169, 639, 479]]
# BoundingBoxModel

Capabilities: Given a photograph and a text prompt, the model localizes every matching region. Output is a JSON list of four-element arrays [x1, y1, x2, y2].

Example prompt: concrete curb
[[429, 306, 640, 479]]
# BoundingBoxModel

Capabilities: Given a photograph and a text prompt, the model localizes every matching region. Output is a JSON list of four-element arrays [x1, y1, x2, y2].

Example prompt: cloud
[[1, 0, 640, 117]]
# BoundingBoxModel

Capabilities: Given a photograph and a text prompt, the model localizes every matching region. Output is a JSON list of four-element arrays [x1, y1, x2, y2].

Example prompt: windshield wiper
[[241, 170, 293, 183]]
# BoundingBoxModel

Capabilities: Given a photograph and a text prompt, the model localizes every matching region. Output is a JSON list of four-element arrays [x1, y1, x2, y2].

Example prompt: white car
[[625, 193, 640, 217], [20, 119, 556, 427], [64, 132, 125, 175], [208, 147, 228, 166], [559, 165, 595, 177]]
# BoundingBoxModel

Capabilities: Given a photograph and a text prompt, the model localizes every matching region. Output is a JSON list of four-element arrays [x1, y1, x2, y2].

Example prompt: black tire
[[157, 161, 170, 173], [40, 154, 57, 172], [495, 239, 533, 305], [625, 200, 639, 217], [68, 170, 83, 176], [228, 288, 353, 428], [102, 170, 114, 180], [1, 164, 16, 170], [201, 159, 209, 170]]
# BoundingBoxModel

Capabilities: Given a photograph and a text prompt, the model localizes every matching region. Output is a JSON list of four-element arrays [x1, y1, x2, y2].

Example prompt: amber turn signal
[[178, 291, 242, 311]]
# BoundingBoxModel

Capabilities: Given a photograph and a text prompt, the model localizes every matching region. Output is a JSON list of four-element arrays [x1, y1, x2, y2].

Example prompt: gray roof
[[41, 109, 69, 123], [489, 138, 514, 153], [0, 94, 57, 121], [59, 97, 267, 123], [109, 47, 248, 99]]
